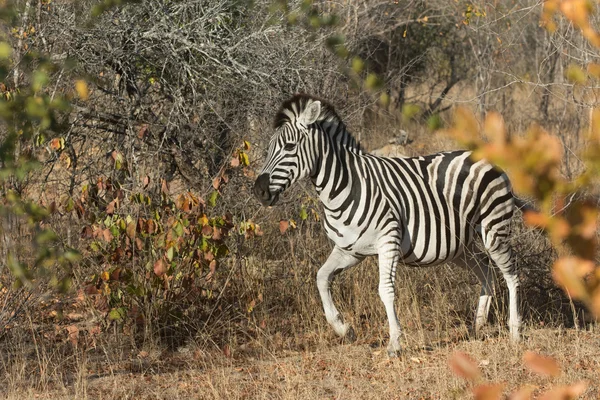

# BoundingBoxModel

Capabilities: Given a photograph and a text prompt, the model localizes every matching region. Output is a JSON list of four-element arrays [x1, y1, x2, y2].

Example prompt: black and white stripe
[[254, 94, 521, 355]]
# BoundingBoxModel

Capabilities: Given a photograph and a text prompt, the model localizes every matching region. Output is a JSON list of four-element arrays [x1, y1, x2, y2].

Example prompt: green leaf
[[351, 57, 364, 74], [109, 225, 119, 238], [36, 229, 58, 244], [166, 246, 174, 262], [208, 191, 219, 207], [402, 103, 421, 121], [365, 73, 383, 90], [173, 221, 184, 237], [65, 197, 75, 213], [108, 307, 126, 321], [32, 71, 49, 92], [62, 249, 81, 263], [427, 114, 443, 131], [0, 42, 12, 59], [299, 207, 308, 220]]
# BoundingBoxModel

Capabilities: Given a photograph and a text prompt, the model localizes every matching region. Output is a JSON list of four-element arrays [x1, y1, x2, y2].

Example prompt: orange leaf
[[539, 381, 588, 400], [449, 352, 480, 381], [523, 351, 561, 377], [146, 220, 157, 234], [509, 385, 537, 400], [223, 344, 231, 358], [153, 259, 167, 276], [126, 221, 136, 240], [484, 112, 506, 146], [473, 383, 504, 400], [592, 289, 600, 316], [212, 177, 221, 190], [106, 199, 117, 215], [161, 179, 169, 195], [523, 211, 549, 228], [49, 137, 63, 150], [553, 257, 594, 301], [279, 220, 289, 234], [590, 108, 600, 142], [66, 325, 79, 346], [137, 124, 148, 139], [101, 229, 113, 243], [206, 259, 217, 282]]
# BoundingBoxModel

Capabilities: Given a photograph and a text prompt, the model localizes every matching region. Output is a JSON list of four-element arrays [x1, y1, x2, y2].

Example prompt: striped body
[[319, 150, 514, 265], [254, 94, 521, 354]]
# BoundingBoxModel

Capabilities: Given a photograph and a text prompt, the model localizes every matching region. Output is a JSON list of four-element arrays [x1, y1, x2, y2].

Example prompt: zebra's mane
[[274, 94, 362, 152]]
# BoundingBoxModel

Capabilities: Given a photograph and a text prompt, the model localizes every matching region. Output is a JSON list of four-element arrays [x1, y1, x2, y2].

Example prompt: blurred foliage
[[446, 1, 600, 397], [450, 350, 587, 399], [0, 3, 80, 290]]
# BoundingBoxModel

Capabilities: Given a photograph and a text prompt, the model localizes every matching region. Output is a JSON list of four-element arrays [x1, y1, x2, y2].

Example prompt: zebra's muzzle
[[254, 173, 279, 206]]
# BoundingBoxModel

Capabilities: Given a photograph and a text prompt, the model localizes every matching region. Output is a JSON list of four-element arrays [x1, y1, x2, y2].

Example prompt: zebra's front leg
[[378, 249, 403, 356], [317, 247, 363, 340]]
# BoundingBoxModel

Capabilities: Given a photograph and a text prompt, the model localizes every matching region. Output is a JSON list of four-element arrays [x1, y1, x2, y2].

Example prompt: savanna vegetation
[[0, 0, 599, 398]]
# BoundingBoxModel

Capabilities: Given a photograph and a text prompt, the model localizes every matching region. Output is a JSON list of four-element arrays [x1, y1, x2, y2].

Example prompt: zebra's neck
[[311, 120, 363, 208]]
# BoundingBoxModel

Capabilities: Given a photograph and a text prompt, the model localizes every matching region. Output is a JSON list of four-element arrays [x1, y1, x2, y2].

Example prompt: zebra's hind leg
[[317, 247, 363, 341], [460, 246, 495, 337], [378, 248, 402, 356], [484, 232, 521, 343]]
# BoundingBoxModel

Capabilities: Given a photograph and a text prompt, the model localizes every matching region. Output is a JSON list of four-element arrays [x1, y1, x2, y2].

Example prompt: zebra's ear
[[300, 100, 321, 126]]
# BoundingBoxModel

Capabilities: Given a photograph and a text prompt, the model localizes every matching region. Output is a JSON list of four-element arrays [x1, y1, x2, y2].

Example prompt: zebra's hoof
[[387, 348, 402, 358], [387, 341, 402, 357], [343, 326, 357, 343]]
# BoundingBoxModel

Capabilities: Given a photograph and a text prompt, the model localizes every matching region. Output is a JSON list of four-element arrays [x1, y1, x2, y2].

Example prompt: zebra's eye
[[283, 142, 296, 151]]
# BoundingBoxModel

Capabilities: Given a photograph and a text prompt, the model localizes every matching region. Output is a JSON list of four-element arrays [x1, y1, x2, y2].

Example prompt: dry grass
[[2, 327, 599, 399]]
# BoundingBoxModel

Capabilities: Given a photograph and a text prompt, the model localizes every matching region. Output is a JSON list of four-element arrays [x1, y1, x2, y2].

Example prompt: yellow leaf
[[101, 271, 110, 281], [240, 151, 250, 166], [566, 64, 587, 84], [199, 214, 209, 226], [75, 80, 89, 100]]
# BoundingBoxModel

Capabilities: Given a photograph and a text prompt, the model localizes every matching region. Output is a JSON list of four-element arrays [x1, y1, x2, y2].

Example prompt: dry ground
[[3, 327, 599, 399]]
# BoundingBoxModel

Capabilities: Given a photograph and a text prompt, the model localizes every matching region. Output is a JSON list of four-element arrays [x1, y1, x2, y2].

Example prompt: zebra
[[253, 94, 522, 356]]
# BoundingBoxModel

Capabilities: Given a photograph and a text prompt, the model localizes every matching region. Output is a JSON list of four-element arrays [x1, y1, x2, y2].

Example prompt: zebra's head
[[253, 95, 323, 206]]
